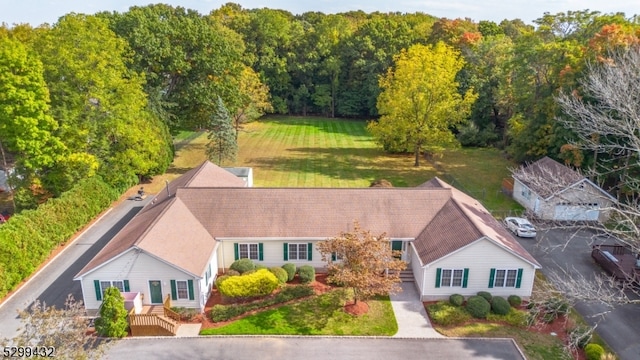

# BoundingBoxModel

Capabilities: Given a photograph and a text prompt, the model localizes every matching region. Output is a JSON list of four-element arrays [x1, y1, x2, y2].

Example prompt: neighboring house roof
[[512, 157, 615, 201], [76, 161, 541, 279]]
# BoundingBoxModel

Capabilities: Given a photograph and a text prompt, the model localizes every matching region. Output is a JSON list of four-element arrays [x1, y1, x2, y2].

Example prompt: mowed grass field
[[148, 116, 521, 213]]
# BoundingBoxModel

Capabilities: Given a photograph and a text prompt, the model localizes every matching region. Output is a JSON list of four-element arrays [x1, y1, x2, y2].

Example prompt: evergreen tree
[[95, 287, 128, 338], [206, 97, 238, 166]]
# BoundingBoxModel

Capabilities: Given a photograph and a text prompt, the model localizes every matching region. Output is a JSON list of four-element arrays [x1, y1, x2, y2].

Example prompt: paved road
[[0, 198, 150, 339], [516, 226, 640, 360], [106, 337, 525, 360]]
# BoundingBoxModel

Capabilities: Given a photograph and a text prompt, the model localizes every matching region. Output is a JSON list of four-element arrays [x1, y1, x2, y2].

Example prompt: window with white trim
[[440, 269, 464, 287], [288, 243, 308, 260], [176, 280, 189, 300], [100, 280, 124, 297], [521, 187, 531, 200], [239, 243, 259, 260], [494, 269, 518, 287]]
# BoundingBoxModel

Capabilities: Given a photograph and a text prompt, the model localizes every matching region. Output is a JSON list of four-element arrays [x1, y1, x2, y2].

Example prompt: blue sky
[[2, 0, 639, 26]]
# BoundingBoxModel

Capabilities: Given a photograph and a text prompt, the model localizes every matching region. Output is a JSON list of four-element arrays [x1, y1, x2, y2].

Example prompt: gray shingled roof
[[513, 157, 584, 199], [76, 162, 540, 279]]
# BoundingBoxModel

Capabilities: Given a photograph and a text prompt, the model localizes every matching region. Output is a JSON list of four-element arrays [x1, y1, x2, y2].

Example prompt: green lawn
[[200, 289, 397, 336], [151, 116, 521, 213]]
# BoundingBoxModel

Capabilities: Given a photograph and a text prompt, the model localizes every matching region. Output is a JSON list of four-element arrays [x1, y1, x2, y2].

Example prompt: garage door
[[554, 203, 599, 221]]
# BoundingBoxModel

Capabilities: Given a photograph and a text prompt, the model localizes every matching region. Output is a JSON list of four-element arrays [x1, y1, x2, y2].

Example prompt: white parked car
[[504, 217, 537, 238]]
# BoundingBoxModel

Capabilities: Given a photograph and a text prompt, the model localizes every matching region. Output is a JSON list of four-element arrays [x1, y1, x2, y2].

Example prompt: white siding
[[217, 240, 328, 272], [419, 238, 537, 301], [410, 244, 424, 295], [543, 182, 614, 222], [512, 179, 539, 213], [78, 249, 203, 311]]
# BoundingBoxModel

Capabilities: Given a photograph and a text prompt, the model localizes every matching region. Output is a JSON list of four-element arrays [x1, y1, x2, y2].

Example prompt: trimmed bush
[[427, 301, 472, 326], [466, 296, 491, 319], [229, 259, 256, 274], [255, 264, 268, 270], [269, 267, 288, 284], [449, 294, 464, 307], [508, 295, 522, 308], [226, 269, 240, 276], [298, 265, 315, 284], [541, 297, 570, 318], [584, 344, 605, 360], [282, 263, 297, 282], [568, 325, 592, 349], [217, 269, 279, 298], [476, 291, 492, 302], [491, 296, 511, 315], [215, 275, 230, 288], [487, 308, 528, 327]]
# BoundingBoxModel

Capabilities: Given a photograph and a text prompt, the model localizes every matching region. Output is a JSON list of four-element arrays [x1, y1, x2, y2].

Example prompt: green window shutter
[[187, 280, 195, 300], [331, 252, 336, 261], [462, 268, 469, 288], [435, 268, 442, 288], [259, 243, 264, 261], [234, 243, 239, 260], [94, 280, 102, 301], [488, 268, 496, 288], [170, 280, 177, 301], [283, 243, 288, 261], [307, 243, 313, 261], [124, 280, 130, 292], [515, 268, 523, 288]]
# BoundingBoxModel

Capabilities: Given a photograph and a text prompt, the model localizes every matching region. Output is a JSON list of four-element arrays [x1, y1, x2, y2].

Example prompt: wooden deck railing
[[163, 294, 181, 322], [128, 310, 178, 336]]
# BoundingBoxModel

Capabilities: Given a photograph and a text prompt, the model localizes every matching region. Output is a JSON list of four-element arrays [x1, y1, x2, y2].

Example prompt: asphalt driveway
[[0, 198, 150, 339], [515, 226, 640, 360], [106, 337, 525, 360]]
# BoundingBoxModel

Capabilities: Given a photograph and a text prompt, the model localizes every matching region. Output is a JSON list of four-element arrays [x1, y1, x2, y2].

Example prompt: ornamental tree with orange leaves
[[317, 221, 406, 306]]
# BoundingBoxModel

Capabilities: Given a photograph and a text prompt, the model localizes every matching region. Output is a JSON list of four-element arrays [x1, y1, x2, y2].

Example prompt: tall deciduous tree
[[33, 14, 172, 192], [206, 97, 237, 166], [106, 4, 245, 130], [317, 221, 406, 306], [230, 67, 272, 139], [0, 35, 64, 204], [370, 42, 477, 166]]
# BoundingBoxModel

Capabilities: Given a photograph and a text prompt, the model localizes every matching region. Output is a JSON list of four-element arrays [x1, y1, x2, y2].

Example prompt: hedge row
[[0, 176, 119, 297]]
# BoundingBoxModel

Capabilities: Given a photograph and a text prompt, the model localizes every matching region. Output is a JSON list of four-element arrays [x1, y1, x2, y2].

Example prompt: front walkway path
[[390, 282, 443, 338], [176, 324, 201, 337]]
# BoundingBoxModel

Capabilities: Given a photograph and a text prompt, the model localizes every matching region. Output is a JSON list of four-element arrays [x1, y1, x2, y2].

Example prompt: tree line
[[1, 4, 640, 209]]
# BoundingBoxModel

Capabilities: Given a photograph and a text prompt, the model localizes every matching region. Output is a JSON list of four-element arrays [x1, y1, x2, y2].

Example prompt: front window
[[288, 243, 308, 260], [239, 243, 259, 260], [494, 269, 518, 287], [440, 269, 464, 287], [100, 280, 124, 298], [176, 280, 189, 300]]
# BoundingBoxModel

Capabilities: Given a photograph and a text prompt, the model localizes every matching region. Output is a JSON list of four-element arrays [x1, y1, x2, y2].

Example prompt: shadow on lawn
[[250, 146, 438, 187], [242, 290, 346, 334]]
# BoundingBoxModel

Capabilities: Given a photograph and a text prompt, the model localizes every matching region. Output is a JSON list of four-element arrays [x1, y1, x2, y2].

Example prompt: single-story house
[[75, 161, 541, 313], [512, 157, 616, 222]]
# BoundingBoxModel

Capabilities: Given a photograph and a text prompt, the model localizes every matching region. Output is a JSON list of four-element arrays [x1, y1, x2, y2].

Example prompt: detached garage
[[512, 157, 616, 222]]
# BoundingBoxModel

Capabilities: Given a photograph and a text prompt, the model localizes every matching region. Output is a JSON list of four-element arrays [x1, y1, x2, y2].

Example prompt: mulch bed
[[423, 300, 586, 360], [194, 274, 336, 330]]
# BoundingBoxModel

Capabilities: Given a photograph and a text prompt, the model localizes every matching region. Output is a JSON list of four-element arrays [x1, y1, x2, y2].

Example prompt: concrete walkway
[[390, 282, 443, 338], [176, 324, 201, 337]]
